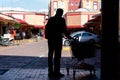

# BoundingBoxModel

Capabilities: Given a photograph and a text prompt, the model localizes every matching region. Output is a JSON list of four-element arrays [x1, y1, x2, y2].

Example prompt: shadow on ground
[[0, 56, 72, 69], [0, 55, 100, 69]]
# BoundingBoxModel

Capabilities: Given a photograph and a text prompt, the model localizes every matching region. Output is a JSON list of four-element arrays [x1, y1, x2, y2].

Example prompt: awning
[[0, 13, 16, 24], [34, 25, 44, 28], [15, 18, 28, 26], [83, 22, 95, 27], [0, 17, 4, 20], [92, 13, 101, 22], [92, 13, 101, 18], [83, 17, 101, 27], [13, 18, 29, 29]]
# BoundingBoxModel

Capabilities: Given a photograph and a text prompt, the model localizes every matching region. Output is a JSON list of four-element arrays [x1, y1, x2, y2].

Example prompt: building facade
[[2, 11, 46, 29], [50, 0, 69, 17], [49, 0, 101, 17], [68, 0, 81, 12], [81, 0, 101, 11]]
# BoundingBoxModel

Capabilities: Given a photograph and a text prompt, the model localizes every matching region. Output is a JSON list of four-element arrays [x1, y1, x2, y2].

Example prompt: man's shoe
[[54, 73, 65, 78]]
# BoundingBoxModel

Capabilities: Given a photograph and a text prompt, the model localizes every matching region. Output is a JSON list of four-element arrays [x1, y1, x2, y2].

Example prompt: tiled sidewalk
[[0, 68, 100, 80], [0, 56, 100, 80]]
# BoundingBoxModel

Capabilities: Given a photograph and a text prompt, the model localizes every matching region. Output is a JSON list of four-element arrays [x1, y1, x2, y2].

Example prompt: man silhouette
[[45, 8, 72, 78]]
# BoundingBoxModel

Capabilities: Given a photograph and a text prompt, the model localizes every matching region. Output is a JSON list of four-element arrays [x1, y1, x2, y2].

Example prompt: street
[[0, 39, 71, 57]]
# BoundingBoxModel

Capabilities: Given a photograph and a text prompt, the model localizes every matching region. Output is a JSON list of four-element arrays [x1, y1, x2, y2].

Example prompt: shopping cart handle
[[69, 38, 79, 42]]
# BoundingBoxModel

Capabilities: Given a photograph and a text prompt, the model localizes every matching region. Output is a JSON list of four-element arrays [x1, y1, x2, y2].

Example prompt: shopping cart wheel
[[66, 67, 69, 75], [73, 70, 76, 77], [90, 68, 96, 75]]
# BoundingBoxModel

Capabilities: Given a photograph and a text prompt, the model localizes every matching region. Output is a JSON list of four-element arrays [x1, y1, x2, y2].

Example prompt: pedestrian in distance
[[45, 8, 72, 78]]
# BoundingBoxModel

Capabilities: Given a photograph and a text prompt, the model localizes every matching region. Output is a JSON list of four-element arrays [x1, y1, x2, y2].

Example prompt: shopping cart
[[66, 39, 96, 76]]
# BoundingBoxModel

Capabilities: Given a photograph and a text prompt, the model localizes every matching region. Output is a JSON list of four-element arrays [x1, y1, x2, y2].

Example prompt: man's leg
[[48, 40, 55, 77], [48, 50, 54, 74], [54, 50, 61, 74], [54, 41, 65, 77]]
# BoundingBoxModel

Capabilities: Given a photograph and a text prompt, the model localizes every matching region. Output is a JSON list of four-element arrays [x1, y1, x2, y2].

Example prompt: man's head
[[55, 8, 63, 17]]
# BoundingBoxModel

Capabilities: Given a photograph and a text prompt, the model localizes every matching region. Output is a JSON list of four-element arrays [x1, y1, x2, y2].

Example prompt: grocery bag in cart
[[70, 39, 96, 61]]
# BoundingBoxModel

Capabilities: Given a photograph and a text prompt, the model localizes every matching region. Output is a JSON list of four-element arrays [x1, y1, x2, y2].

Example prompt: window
[[75, 2, 79, 6], [73, 33, 81, 40], [53, 1, 57, 8], [83, 33, 92, 37], [86, 1, 90, 9], [60, 2, 64, 8], [93, 1, 98, 10], [69, 9, 74, 12], [69, 2, 74, 6], [53, 1, 57, 15]]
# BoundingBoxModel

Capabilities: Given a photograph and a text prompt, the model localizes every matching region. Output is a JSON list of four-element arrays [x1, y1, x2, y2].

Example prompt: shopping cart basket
[[66, 39, 96, 76]]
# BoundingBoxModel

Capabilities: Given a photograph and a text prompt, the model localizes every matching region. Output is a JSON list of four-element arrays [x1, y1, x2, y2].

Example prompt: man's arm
[[44, 18, 51, 39], [62, 19, 72, 39]]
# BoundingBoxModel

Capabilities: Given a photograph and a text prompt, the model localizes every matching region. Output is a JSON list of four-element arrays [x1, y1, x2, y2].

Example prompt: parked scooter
[[1, 38, 13, 46], [1, 34, 14, 46]]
